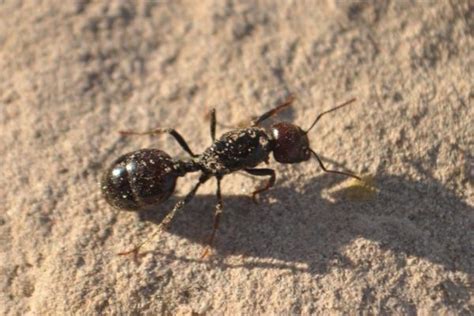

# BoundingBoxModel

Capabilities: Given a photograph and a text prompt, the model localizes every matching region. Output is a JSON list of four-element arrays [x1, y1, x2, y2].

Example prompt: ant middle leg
[[209, 108, 217, 141], [118, 174, 209, 259], [245, 168, 276, 203], [202, 177, 223, 258], [120, 128, 197, 157], [251, 94, 295, 126]]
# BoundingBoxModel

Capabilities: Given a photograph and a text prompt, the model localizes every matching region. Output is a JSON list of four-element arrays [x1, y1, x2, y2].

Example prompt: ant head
[[271, 122, 311, 163], [269, 98, 361, 181]]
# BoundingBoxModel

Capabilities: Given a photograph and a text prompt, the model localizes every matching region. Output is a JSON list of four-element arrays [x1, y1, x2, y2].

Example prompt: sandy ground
[[0, 0, 473, 314]]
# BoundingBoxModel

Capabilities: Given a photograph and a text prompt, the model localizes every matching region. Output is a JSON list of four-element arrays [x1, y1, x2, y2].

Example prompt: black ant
[[101, 95, 362, 258]]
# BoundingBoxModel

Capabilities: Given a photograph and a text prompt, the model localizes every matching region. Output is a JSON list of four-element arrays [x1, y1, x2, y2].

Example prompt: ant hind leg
[[120, 128, 197, 157], [118, 174, 209, 260]]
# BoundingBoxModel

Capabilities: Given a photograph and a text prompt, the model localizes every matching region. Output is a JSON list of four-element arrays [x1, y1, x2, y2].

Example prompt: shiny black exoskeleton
[[101, 149, 184, 210], [101, 95, 361, 256]]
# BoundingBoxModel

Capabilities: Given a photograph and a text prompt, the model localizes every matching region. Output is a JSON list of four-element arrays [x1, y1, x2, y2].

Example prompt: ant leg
[[120, 128, 197, 157], [202, 177, 223, 258], [210, 108, 216, 141], [251, 94, 295, 126], [118, 174, 209, 258], [244, 168, 276, 203]]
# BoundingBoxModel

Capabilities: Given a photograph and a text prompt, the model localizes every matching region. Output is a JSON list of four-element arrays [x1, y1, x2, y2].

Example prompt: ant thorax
[[197, 127, 272, 175]]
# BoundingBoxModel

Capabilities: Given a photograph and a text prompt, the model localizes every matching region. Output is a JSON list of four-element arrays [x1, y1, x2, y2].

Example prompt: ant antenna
[[305, 98, 356, 133], [304, 98, 361, 181], [309, 149, 361, 181]]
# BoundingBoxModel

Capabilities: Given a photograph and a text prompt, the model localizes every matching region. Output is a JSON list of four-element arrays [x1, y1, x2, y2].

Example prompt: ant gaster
[[101, 95, 362, 257]]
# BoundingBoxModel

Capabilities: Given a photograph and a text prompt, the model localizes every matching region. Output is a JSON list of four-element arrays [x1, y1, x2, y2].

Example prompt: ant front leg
[[245, 168, 276, 203], [251, 94, 294, 126], [202, 176, 223, 258], [119, 128, 197, 158]]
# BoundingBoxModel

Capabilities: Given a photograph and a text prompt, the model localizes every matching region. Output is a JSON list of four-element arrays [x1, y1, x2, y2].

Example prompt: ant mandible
[[101, 95, 362, 258]]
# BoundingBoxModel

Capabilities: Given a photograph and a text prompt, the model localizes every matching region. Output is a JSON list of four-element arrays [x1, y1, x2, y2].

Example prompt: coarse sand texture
[[0, 1, 472, 314]]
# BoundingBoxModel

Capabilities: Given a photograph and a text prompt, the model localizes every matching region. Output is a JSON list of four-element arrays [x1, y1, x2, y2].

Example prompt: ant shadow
[[136, 164, 473, 277]]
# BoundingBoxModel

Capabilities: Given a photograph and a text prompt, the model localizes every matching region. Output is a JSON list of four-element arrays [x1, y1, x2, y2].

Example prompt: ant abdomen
[[101, 149, 179, 211]]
